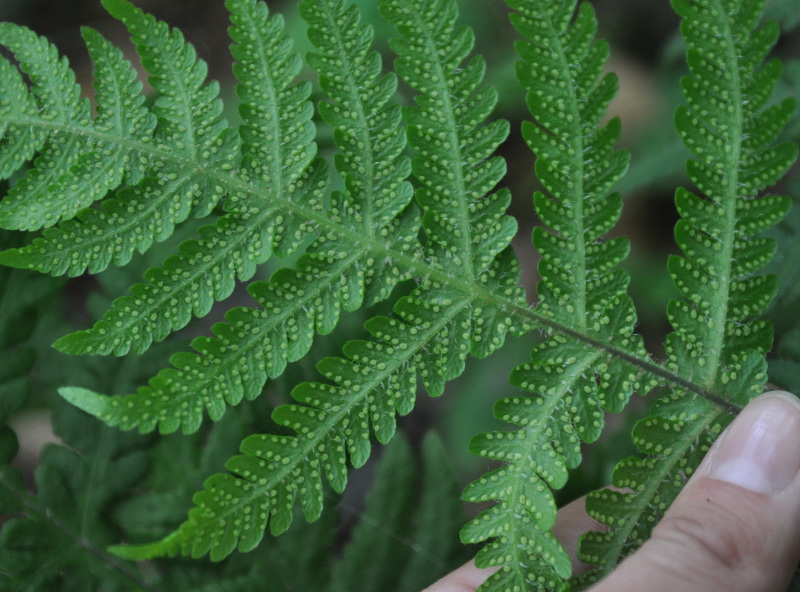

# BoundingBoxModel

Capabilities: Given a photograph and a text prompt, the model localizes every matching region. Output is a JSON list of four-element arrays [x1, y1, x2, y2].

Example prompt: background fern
[[0, 0, 798, 591]]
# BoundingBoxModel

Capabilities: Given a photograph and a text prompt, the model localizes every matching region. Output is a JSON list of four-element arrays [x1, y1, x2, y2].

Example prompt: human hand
[[423, 390, 800, 592]]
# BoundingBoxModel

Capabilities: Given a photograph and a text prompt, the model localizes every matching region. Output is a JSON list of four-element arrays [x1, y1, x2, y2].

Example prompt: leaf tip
[[58, 386, 111, 418], [108, 542, 165, 561]]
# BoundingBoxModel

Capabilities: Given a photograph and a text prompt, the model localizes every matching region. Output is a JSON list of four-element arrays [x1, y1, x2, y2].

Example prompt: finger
[[552, 494, 607, 575], [592, 391, 800, 592], [420, 559, 497, 592]]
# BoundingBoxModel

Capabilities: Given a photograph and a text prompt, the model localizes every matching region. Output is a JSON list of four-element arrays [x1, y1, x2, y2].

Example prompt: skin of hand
[[422, 390, 800, 592]]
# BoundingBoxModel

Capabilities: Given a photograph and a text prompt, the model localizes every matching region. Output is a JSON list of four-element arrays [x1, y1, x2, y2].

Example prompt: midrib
[[697, 1, 743, 391]]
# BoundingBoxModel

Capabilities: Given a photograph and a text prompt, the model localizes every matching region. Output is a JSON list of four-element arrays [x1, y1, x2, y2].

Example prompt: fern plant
[[0, 0, 797, 590]]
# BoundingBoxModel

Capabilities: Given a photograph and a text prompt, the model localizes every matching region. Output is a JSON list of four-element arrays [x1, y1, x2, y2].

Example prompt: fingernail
[[709, 392, 800, 495]]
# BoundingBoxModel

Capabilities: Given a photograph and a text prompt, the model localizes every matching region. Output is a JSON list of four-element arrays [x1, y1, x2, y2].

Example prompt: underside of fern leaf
[[0, 0, 237, 275], [60, 0, 423, 434], [54, 0, 323, 356], [576, 0, 797, 586], [459, 2, 653, 590], [96, 0, 534, 562], [1, 0, 798, 590]]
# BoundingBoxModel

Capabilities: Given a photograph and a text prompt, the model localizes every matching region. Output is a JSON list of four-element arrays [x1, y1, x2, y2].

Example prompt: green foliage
[[458, 3, 652, 589], [0, 0, 797, 591], [577, 0, 798, 586], [0, 230, 62, 421], [331, 434, 468, 592], [0, 404, 151, 592]]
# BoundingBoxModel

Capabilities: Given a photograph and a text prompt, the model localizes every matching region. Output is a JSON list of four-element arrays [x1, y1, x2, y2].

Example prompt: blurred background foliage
[[0, 0, 798, 588]]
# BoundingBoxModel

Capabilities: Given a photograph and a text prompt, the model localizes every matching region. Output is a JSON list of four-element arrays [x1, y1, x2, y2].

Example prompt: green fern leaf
[[106, 269, 517, 560], [59, 0, 530, 438], [0, 26, 155, 232], [0, 55, 45, 182], [59, 0, 421, 431], [0, 23, 89, 231], [459, 2, 654, 589], [382, 0, 517, 279], [102, 0, 525, 560], [51, 0, 322, 356], [51, 0, 421, 359], [0, 0, 237, 275], [576, 0, 798, 585]]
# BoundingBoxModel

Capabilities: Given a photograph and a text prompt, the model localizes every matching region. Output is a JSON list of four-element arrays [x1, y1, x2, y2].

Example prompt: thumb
[[593, 391, 800, 592]]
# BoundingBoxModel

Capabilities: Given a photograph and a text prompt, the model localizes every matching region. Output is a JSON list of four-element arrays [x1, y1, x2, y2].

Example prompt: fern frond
[[460, 2, 652, 590], [0, 23, 90, 229], [51, 0, 421, 359], [51, 0, 325, 356], [103, 0, 525, 560], [0, 0, 237, 275], [106, 287, 466, 560], [110, 265, 514, 558], [0, 26, 156, 233], [0, 58, 44, 182], [576, 0, 798, 585], [59, 0, 420, 431], [302, 0, 413, 231], [382, 0, 517, 280]]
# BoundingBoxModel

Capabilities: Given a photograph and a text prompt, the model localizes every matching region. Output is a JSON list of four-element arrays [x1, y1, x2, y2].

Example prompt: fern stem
[[698, 0, 742, 390], [0, 117, 642, 368], [3, 110, 728, 415], [0, 115, 167, 164], [499, 300, 742, 415], [222, 170, 734, 411], [0, 93, 738, 415]]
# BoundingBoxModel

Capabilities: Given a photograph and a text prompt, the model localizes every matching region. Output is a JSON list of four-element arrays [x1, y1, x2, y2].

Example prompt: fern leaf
[[0, 57, 45, 181], [53, 0, 323, 355], [460, 3, 653, 590], [105, 288, 466, 560], [0, 23, 89, 230], [59, 0, 421, 431], [115, 272, 507, 558], [576, 0, 798, 585], [382, 0, 517, 279], [102, 0, 525, 558], [0, 0, 237, 275], [51, 0, 420, 358], [0, 26, 155, 232], [301, 0, 413, 230]]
